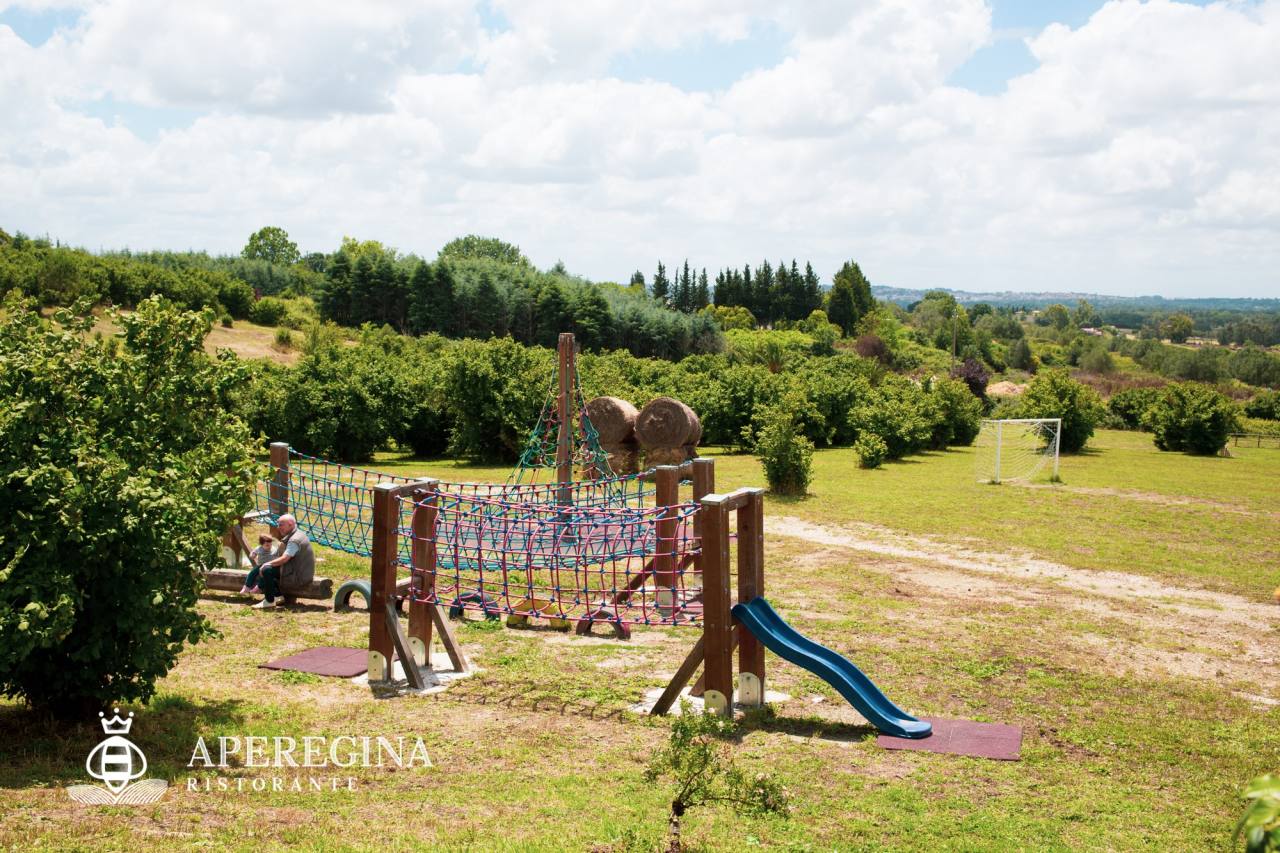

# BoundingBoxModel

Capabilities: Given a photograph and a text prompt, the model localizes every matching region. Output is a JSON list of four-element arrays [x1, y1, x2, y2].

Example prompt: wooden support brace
[[430, 603, 468, 673], [652, 635, 705, 716], [385, 600, 426, 690]]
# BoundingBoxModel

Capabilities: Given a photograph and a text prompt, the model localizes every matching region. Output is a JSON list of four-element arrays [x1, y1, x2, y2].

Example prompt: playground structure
[[248, 333, 932, 735]]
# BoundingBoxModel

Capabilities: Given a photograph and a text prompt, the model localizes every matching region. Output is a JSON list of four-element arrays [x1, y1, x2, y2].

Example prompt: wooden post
[[556, 332, 575, 508], [700, 495, 733, 716], [654, 465, 679, 615], [690, 457, 715, 538], [268, 442, 290, 517], [407, 480, 439, 668], [368, 482, 400, 681], [736, 488, 766, 706]]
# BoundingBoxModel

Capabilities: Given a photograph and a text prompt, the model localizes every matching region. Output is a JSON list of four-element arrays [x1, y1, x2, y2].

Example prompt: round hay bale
[[604, 447, 640, 476], [643, 445, 697, 468], [686, 410, 702, 446], [636, 397, 698, 449], [584, 396, 638, 445]]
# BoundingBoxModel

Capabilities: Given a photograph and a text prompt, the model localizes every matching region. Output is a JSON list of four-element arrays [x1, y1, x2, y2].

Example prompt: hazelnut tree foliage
[[0, 294, 257, 715]]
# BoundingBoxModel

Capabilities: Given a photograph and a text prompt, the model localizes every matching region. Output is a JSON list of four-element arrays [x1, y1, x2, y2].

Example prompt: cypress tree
[[652, 262, 670, 304]]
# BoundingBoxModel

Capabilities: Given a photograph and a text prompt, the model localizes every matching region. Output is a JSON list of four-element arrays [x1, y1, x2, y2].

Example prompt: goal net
[[975, 418, 1061, 484]]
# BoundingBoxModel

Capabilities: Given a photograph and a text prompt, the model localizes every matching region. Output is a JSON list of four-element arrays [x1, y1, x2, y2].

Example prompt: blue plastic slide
[[731, 596, 932, 739]]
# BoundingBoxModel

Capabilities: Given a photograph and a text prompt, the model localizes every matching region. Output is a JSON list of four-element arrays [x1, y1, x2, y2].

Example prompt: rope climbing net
[[256, 448, 656, 558], [399, 486, 705, 627], [509, 351, 615, 485]]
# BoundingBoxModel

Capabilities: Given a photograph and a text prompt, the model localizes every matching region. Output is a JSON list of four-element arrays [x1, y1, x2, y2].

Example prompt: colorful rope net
[[399, 486, 704, 627], [256, 449, 656, 559], [509, 354, 616, 486]]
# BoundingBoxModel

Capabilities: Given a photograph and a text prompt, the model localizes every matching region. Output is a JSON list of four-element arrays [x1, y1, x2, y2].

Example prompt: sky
[[1, 1, 1277, 298]]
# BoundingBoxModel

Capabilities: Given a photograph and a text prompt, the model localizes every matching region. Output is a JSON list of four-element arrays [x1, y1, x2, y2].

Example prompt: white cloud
[[0, 0, 1277, 296]]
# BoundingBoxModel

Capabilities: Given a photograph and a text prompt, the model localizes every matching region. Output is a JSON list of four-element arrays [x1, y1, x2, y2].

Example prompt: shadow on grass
[[0, 694, 248, 789], [198, 592, 336, 614], [737, 708, 878, 744]]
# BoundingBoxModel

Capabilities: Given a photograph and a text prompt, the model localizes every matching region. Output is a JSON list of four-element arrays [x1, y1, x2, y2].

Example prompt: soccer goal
[[975, 418, 1061, 484]]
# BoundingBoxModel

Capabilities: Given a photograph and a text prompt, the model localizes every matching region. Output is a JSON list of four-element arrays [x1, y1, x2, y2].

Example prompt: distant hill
[[871, 285, 1280, 313]]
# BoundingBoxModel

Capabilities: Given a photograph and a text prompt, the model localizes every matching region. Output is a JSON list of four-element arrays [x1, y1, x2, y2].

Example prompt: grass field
[[2, 430, 1278, 850]]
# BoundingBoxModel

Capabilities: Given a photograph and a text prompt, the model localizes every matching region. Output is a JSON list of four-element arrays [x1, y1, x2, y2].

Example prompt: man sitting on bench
[[253, 513, 315, 609]]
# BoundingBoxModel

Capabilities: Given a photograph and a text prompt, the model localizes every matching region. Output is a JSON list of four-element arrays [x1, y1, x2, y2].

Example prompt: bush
[[854, 433, 887, 469], [250, 295, 289, 326], [849, 375, 932, 459], [751, 404, 813, 495], [273, 327, 294, 350], [1144, 382, 1240, 455], [925, 377, 983, 448], [1245, 389, 1280, 421], [0, 295, 256, 714], [949, 357, 989, 399], [1014, 369, 1105, 452], [217, 277, 255, 319], [1107, 386, 1162, 430]]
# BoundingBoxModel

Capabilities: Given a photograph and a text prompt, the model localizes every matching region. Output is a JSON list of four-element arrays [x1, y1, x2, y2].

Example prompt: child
[[240, 534, 277, 595]]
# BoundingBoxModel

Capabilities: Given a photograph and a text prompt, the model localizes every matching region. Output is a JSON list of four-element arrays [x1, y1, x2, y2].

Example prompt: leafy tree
[[1079, 345, 1116, 374], [750, 401, 813, 495], [242, 226, 301, 266], [438, 235, 530, 268], [1144, 382, 1240, 455], [0, 295, 256, 715], [1041, 304, 1072, 330], [1007, 337, 1035, 371], [849, 374, 933, 459], [1162, 313, 1195, 343], [1073, 299, 1100, 328], [926, 377, 984, 448], [250, 296, 289, 326], [703, 304, 755, 331], [1237, 774, 1280, 853], [950, 357, 990, 399], [1014, 369, 1106, 452], [645, 705, 789, 852], [1244, 390, 1280, 421], [1107, 386, 1162, 430]]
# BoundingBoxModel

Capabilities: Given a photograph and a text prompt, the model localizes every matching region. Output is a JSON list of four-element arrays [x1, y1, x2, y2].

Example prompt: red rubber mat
[[877, 718, 1022, 760], [261, 646, 368, 678]]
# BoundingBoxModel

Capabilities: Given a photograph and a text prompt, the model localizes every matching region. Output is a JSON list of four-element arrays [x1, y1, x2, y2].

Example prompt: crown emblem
[[99, 707, 134, 735]]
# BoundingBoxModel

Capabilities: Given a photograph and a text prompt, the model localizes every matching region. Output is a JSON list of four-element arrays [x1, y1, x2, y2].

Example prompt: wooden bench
[[204, 568, 334, 605]]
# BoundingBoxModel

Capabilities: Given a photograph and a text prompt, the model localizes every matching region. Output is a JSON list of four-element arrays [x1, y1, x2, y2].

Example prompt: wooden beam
[[652, 635, 705, 716], [430, 604, 468, 673], [385, 601, 426, 690], [690, 457, 715, 538], [653, 466, 679, 611], [700, 496, 733, 716], [556, 332, 574, 507], [367, 482, 400, 680], [737, 488, 766, 706], [268, 442, 290, 517], [408, 480, 439, 667]]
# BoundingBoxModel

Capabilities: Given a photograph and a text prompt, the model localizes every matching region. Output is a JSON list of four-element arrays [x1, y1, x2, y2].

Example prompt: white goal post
[[975, 418, 1061, 484]]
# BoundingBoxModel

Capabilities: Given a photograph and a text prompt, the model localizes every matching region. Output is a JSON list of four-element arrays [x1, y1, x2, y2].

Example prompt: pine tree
[[350, 254, 377, 326], [827, 279, 856, 337], [630, 270, 646, 289], [695, 268, 710, 310], [535, 282, 572, 347], [318, 249, 354, 326], [753, 260, 774, 326], [802, 262, 821, 318], [652, 262, 670, 304]]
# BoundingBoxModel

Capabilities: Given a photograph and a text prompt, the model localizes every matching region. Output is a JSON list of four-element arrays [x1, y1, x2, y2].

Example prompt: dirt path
[[766, 515, 1280, 701]]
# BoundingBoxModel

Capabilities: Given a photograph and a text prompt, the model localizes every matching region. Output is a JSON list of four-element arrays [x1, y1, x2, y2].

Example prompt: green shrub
[[441, 337, 547, 460], [217, 277, 255, 319], [751, 404, 813, 495], [1235, 774, 1280, 853], [1144, 382, 1240, 455], [0, 295, 256, 714], [925, 377, 983, 448], [250, 295, 289, 326], [849, 374, 932, 459], [273, 327, 294, 350], [1245, 389, 1280, 421], [1107, 386, 1162, 430], [1014, 369, 1105, 452], [854, 433, 887, 469]]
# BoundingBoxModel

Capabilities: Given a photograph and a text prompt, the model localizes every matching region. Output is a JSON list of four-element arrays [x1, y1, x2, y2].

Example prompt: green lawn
[[2, 429, 1277, 850]]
